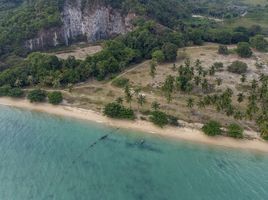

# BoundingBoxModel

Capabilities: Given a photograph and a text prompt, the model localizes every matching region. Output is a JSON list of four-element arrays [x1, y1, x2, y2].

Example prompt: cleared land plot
[[61, 43, 268, 131]]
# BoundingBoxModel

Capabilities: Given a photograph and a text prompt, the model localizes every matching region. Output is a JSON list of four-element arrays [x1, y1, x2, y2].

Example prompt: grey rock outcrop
[[25, 0, 134, 51]]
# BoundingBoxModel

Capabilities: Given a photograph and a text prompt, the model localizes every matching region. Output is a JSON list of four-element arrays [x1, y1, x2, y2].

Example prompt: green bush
[[212, 62, 224, 71], [167, 115, 179, 126], [0, 85, 12, 96], [228, 61, 248, 74], [227, 123, 243, 138], [250, 35, 268, 52], [104, 102, 135, 120], [150, 111, 168, 127], [260, 122, 268, 140], [218, 45, 229, 55], [48, 91, 63, 105], [0, 85, 23, 97], [112, 78, 129, 88], [202, 120, 222, 136], [8, 88, 24, 98], [27, 89, 47, 103], [152, 50, 165, 63], [162, 43, 178, 62], [236, 42, 252, 58]]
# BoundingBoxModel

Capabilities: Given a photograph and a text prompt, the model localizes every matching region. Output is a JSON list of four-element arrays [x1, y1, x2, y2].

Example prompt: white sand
[[0, 97, 268, 153]]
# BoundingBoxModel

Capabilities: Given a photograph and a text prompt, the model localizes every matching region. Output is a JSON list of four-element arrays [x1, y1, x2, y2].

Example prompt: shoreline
[[0, 97, 268, 153]]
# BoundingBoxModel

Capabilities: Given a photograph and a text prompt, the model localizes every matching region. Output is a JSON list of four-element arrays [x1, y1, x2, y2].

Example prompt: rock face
[[25, 0, 134, 51]]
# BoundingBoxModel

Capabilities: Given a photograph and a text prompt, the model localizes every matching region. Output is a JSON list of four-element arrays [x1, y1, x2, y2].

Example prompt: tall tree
[[124, 85, 133, 108], [162, 75, 175, 103]]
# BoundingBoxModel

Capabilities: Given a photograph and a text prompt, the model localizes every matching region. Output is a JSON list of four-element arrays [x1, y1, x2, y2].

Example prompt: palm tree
[[150, 60, 157, 79], [162, 75, 175, 103], [251, 79, 258, 90], [240, 74, 246, 83], [216, 78, 222, 86], [187, 97, 194, 109], [209, 66, 215, 76], [237, 93, 244, 103], [172, 63, 177, 71], [195, 59, 201, 69], [116, 97, 124, 105], [234, 110, 244, 120], [134, 87, 141, 97], [124, 85, 133, 108], [197, 100, 205, 109], [197, 65, 203, 76], [151, 101, 160, 111], [194, 76, 201, 86], [201, 79, 209, 92], [137, 94, 146, 110], [202, 70, 208, 78]]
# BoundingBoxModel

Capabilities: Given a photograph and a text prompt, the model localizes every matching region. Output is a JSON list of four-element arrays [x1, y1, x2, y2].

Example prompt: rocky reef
[[25, 0, 134, 51]]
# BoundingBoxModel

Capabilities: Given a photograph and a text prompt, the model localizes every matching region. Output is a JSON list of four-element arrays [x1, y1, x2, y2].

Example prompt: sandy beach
[[0, 97, 268, 153]]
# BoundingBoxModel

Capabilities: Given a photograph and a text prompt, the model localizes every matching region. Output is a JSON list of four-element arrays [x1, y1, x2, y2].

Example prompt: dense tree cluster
[[104, 102, 135, 119], [0, 22, 182, 87]]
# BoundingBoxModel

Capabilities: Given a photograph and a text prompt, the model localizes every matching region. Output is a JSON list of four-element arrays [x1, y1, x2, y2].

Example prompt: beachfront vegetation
[[48, 91, 63, 105], [227, 123, 244, 138], [27, 89, 47, 103], [150, 111, 168, 128], [0, 85, 23, 97], [0, 0, 268, 140], [202, 120, 222, 136], [104, 102, 135, 120]]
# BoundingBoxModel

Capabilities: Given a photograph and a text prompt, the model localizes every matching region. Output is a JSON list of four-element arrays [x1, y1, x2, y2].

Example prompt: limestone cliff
[[25, 0, 134, 51]]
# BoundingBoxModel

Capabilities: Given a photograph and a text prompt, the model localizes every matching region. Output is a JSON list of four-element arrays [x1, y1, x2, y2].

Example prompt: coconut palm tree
[[137, 94, 146, 110], [162, 75, 175, 103], [187, 97, 194, 109], [151, 101, 160, 111], [150, 60, 157, 79], [237, 93, 245, 103], [124, 85, 133, 108], [194, 76, 201, 86], [216, 78, 222, 86], [240, 74, 246, 83]]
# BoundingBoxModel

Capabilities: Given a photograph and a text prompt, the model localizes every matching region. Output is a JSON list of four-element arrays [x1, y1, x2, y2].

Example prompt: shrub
[[0, 86, 23, 98], [150, 111, 168, 127], [212, 62, 224, 71], [104, 102, 135, 120], [27, 89, 47, 103], [250, 35, 268, 52], [236, 42, 252, 58], [8, 88, 24, 98], [161, 42, 178, 62], [0, 85, 12, 96], [227, 123, 243, 138], [218, 45, 229, 55], [112, 78, 129, 88], [228, 61, 248, 74], [152, 50, 165, 63], [167, 115, 179, 126], [260, 122, 268, 140], [48, 91, 63, 105], [202, 120, 222, 136]]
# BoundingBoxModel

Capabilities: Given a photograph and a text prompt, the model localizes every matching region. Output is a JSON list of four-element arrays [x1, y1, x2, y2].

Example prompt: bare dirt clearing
[[49, 44, 102, 60]]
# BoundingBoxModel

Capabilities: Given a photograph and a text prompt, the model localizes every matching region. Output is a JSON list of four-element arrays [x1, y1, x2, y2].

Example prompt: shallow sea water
[[0, 106, 268, 200]]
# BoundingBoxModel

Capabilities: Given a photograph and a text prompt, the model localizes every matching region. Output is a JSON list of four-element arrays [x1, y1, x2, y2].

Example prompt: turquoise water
[[0, 106, 268, 200]]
